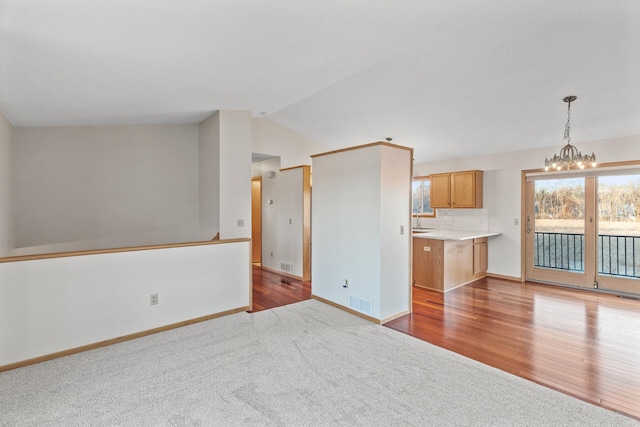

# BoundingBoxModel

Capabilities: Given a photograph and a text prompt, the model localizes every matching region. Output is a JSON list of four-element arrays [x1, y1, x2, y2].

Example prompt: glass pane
[[533, 178, 585, 272], [422, 180, 433, 214], [598, 174, 640, 279], [412, 181, 423, 214]]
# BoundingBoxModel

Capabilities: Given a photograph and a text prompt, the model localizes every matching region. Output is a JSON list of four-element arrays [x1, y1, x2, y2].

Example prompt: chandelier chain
[[563, 102, 571, 144]]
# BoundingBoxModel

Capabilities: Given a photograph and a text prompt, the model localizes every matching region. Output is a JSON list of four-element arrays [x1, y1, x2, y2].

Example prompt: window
[[412, 176, 435, 217]]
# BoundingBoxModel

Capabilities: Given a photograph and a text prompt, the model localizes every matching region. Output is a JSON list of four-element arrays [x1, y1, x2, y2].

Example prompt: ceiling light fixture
[[544, 96, 596, 171]]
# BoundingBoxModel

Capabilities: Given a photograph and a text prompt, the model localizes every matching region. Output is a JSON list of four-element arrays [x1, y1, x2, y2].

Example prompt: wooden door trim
[[302, 165, 311, 281], [251, 176, 262, 264]]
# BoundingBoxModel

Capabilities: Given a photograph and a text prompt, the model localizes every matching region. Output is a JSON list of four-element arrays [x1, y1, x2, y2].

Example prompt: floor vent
[[349, 295, 373, 315], [280, 262, 293, 273]]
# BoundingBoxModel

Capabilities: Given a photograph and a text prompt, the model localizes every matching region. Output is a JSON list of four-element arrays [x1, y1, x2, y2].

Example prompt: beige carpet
[[1, 299, 637, 426]]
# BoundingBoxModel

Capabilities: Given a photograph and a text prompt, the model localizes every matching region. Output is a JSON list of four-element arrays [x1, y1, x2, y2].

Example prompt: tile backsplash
[[414, 209, 488, 231]]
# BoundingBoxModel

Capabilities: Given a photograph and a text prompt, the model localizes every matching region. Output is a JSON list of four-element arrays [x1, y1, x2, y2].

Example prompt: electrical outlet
[[270, 251, 273, 257], [150, 293, 158, 305], [342, 279, 348, 288], [237, 219, 244, 227]]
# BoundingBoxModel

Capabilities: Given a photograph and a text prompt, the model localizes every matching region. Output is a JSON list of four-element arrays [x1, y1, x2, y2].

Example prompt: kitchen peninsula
[[412, 229, 501, 292]]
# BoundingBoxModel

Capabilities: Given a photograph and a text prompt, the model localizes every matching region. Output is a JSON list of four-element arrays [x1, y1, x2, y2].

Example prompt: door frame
[[522, 160, 640, 292], [251, 176, 262, 264]]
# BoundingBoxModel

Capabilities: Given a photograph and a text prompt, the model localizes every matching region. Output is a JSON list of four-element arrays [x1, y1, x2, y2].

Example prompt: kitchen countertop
[[412, 229, 501, 241]]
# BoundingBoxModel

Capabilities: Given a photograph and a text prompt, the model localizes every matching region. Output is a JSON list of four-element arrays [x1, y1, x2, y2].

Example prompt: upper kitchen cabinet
[[430, 170, 483, 208], [429, 173, 451, 208]]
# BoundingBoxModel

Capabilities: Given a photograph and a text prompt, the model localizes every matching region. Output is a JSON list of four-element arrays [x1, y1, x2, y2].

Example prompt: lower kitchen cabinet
[[413, 237, 488, 291], [473, 237, 488, 276], [412, 238, 444, 290]]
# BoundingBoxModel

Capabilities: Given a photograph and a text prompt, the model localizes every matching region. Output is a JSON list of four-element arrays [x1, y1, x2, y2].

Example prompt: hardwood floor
[[251, 267, 640, 420], [386, 277, 640, 421], [251, 265, 311, 312]]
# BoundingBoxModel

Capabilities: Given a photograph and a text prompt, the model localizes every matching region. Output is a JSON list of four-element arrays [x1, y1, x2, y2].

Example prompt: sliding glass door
[[526, 172, 640, 295], [596, 174, 640, 294], [525, 177, 591, 287]]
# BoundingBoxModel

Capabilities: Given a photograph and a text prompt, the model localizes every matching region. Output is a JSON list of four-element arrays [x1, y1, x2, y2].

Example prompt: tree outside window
[[412, 176, 435, 217]]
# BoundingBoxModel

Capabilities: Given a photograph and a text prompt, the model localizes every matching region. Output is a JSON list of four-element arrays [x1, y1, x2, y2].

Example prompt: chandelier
[[544, 96, 596, 171]]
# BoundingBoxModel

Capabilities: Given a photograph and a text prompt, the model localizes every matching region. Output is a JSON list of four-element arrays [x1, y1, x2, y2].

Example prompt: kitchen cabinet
[[429, 174, 451, 208], [412, 237, 444, 290], [472, 237, 488, 277], [413, 235, 490, 291], [430, 170, 483, 208]]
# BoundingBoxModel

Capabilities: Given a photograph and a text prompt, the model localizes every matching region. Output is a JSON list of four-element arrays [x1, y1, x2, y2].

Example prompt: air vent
[[349, 295, 372, 315], [280, 262, 293, 273]]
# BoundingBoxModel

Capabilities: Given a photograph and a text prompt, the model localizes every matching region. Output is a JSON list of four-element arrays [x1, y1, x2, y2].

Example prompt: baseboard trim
[[0, 305, 250, 373], [487, 272, 523, 282], [380, 309, 411, 324], [259, 265, 304, 281], [311, 295, 381, 324]]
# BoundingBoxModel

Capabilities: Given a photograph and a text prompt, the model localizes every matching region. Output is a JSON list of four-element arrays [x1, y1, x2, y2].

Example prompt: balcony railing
[[534, 232, 640, 279], [599, 234, 640, 278], [534, 232, 585, 272]]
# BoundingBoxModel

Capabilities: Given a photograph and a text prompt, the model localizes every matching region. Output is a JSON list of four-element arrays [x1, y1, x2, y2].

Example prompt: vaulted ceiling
[[1, 0, 639, 162]]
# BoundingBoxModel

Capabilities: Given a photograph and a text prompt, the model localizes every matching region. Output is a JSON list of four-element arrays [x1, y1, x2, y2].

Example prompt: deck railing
[[534, 232, 640, 279], [598, 234, 640, 278]]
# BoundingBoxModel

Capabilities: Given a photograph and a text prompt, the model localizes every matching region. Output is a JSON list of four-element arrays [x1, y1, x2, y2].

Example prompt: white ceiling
[[1, 0, 639, 162]]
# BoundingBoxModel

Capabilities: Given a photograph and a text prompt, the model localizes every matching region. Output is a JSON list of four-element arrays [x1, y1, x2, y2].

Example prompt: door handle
[[526, 216, 532, 234]]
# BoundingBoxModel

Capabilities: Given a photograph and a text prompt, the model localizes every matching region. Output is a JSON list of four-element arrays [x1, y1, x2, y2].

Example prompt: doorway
[[251, 177, 262, 264], [525, 171, 640, 294]]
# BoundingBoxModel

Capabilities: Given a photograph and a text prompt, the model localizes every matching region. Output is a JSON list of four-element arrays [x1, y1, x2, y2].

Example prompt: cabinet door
[[413, 238, 443, 290], [473, 240, 488, 275], [412, 238, 430, 288], [451, 171, 475, 208], [451, 170, 483, 208], [430, 173, 451, 208]]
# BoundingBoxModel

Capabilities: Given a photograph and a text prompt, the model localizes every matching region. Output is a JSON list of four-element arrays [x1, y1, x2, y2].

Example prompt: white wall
[[199, 110, 252, 240], [252, 117, 329, 168], [0, 241, 251, 367], [312, 144, 412, 322], [219, 111, 252, 239], [0, 112, 13, 257], [250, 117, 329, 277], [13, 125, 200, 250], [275, 167, 306, 277], [199, 112, 221, 240], [272, 167, 309, 277], [251, 161, 308, 278], [414, 135, 640, 279], [313, 147, 381, 314], [252, 157, 281, 268], [380, 145, 413, 320]]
